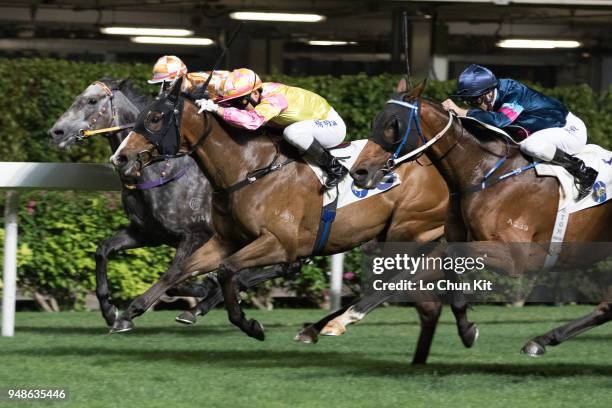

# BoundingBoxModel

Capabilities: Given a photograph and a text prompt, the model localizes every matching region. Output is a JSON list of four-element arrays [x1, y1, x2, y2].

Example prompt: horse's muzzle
[[111, 153, 128, 168], [350, 167, 378, 189], [111, 154, 142, 179], [351, 159, 393, 189]]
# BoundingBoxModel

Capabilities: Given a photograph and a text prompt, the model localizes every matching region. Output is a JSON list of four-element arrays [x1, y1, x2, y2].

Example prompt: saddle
[[458, 116, 528, 145]]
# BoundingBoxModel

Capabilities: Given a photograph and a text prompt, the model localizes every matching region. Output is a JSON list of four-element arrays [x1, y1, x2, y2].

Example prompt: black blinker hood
[[133, 92, 184, 156]]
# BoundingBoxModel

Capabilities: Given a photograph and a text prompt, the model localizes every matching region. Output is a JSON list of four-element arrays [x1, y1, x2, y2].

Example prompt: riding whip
[[402, 11, 413, 89], [201, 22, 245, 92]]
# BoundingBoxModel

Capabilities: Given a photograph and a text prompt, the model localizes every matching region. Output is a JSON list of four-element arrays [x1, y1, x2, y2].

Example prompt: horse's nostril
[[112, 154, 128, 167], [52, 128, 64, 137], [351, 168, 369, 180]]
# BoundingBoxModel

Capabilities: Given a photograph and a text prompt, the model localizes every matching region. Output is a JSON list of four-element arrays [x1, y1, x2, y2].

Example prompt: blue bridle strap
[[387, 98, 537, 194], [387, 99, 427, 160]]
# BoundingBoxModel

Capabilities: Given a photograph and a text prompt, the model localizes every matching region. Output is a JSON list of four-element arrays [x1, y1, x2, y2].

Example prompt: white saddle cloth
[[536, 144, 612, 213], [306, 139, 402, 208]]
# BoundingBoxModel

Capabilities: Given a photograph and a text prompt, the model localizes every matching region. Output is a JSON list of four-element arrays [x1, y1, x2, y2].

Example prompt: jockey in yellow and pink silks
[[195, 68, 348, 188]]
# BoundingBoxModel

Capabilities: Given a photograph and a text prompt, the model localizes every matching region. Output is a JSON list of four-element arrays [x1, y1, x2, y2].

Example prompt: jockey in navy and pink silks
[[442, 64, 598, 200]]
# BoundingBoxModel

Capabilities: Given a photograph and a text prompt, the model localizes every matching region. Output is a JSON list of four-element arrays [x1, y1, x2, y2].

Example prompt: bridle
[[383, 98, 454, 170], [385, 97, 538, 194], [133, 92, 294, 194], [77, 81, 134, 139], [133, 93, 213, 170], [123, 93, 213, 190]]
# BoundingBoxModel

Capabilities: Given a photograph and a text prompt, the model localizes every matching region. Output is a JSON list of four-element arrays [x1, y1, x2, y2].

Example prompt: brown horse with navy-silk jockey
[[350, 78, 612, 356], [108, 76, 477, 364]]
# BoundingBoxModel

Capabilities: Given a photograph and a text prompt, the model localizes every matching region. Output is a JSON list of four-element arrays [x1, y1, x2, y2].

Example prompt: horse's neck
[[426, 111, 520, 192], [193, 113, 280, 191], [115, 90, 142, 124]]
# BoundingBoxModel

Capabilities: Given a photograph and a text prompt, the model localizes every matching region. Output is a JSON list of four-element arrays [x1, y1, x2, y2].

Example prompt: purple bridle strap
[[125, 165, 189, 190]]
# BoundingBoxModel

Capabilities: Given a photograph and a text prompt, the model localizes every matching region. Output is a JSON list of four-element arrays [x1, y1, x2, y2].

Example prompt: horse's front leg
[[175, 261, 301, 325], [441, 245, 478, 348], [110, 234, 231, 333], [445, 239, 533, 349], [164, 234, 210, 299], [216, 231, 290, 340], [443, 200, 479, 348], [95, 227, 147, 326]]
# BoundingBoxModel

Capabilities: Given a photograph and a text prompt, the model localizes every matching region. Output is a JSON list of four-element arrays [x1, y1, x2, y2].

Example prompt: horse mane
[[99, 77, 150, 111], [184, 88, 283, 137], [419, 97, 513, 145], [181, 93, 293, 159], [415, 97, 520, 159]]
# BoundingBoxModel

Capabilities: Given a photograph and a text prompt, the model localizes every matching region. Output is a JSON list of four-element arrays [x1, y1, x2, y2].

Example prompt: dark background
[[1, 1, 612, 90]]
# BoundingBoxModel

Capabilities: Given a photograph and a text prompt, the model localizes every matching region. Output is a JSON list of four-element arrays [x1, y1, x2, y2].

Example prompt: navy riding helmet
[[453, 64, 498, 98]]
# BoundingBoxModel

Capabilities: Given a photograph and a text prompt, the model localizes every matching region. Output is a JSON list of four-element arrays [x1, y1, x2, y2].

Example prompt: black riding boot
[[304, 140, 348, 188], [550, 148, 598, 201]]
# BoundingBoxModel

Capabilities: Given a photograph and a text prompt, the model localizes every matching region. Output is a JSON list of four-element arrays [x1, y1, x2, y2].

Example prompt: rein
[[384, 99, 454, 170], [215, 139, 296, 194]]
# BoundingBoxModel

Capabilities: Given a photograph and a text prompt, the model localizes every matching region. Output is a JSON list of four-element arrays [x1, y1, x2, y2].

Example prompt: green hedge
[[1, 58, 612, 308], [0, 191, 175, 309]]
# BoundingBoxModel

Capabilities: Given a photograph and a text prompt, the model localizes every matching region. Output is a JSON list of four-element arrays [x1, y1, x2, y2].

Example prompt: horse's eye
[[144, 111, 164, 132], [88, 98, 97, 105], [384, 118, 400, 143]]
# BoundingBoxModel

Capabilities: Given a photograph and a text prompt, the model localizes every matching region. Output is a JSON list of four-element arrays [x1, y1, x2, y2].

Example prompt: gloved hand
[[196, 99, 219, 114]]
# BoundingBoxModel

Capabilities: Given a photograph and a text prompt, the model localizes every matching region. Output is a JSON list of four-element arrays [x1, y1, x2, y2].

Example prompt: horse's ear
[[167, 76, 184, 101], [403, 79, 428, 101], [396, 77, 408, 93]]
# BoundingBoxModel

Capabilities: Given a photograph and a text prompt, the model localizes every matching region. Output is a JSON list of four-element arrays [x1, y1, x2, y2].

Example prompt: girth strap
[[312, 185, 339, 255]]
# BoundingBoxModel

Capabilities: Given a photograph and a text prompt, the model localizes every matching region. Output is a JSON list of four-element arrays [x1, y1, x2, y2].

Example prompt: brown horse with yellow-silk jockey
[[108, 76, 477, 364]]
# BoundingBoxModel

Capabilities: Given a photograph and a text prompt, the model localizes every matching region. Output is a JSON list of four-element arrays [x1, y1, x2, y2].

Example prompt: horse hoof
[[247, 320, 265, 341], [103, 306, 119, 327], [320, 320, 346, 336], [294, 327, 318, 344], [460, 323, 479, 348], [521, 340, 546, 357], [109, 319, 134, 334], [175, 311, 197, 325]]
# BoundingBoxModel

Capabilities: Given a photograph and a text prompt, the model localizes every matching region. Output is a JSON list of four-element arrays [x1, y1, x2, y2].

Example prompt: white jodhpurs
[[283, 108, 346, 151], [519, 112, 587, 161]]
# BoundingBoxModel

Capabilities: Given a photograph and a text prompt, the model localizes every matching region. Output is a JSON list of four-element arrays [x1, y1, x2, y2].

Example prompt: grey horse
[[48, 78, 299, 327]]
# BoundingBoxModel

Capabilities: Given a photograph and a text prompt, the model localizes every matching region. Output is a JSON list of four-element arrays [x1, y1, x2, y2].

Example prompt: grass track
[[1, 306, 611, 407]]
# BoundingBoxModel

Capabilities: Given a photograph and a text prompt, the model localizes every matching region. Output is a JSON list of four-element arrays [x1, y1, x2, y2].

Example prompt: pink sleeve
[[221, 107, 268, 130], [498, 102, 524, 122]]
